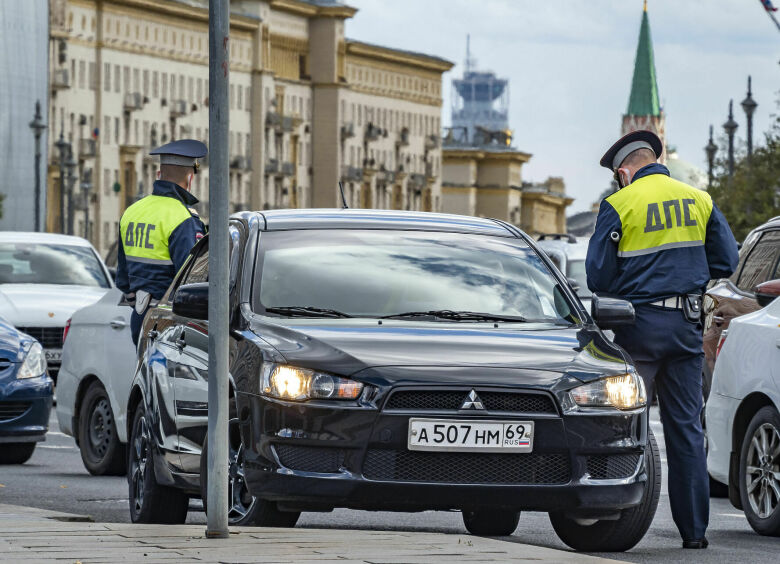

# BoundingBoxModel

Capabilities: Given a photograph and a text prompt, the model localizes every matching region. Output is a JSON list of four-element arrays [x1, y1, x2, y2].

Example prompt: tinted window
[[736, 230, 780, 292], [567, 259, 591, 298], [254, 230, 575, 323], [184, 248, 209, 284], [0, 243, 108, 287]]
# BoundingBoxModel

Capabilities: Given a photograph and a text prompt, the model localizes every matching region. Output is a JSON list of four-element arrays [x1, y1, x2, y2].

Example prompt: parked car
[[535, 234, 592, 309], [703, 216, 780, 399], [0, 232, 114, 382], [705, 281, 780, 535], [56, 288, 135, 475], [127, 209, 659, 552], [0, 315, 53, 464]]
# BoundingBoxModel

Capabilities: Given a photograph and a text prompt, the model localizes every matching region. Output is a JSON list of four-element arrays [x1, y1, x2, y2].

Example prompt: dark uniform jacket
[[116, 180, 205, 300], [586, 163, 739, 303]]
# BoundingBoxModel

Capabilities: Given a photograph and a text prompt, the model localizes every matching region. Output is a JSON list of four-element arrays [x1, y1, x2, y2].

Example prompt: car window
[[184, 247, 209, 284], [254, 229, 576, 323], [566, 259, 591, 298], [0, 242, 109, 287], [736, 230, 780, 292]]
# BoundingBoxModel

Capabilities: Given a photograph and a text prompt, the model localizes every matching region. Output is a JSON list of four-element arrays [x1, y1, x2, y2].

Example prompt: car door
[[174, 225, 243, 473]]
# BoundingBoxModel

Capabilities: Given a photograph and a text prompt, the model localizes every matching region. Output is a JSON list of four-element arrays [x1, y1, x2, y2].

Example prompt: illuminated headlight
[[18, 342, 47, 380], [261, 364, 363, 401], [569, 372, 646, 410]]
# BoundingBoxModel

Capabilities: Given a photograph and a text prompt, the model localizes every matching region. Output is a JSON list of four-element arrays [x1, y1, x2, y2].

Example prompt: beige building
[[46, 0, 452, 255], [441, 146, 572, 235]]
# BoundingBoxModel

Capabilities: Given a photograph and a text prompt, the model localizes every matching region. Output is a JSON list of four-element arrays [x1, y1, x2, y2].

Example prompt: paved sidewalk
[[0, 504, 626, 564]]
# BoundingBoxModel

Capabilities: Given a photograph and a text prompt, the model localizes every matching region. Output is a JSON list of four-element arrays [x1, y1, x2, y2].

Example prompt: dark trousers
[[130, 309, 144, 346], [613, 304, 709, 542]]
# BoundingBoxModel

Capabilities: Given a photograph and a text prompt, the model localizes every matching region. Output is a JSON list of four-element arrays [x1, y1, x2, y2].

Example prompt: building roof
[[626, 2, 661, 117], [346, 40, 454, 72]]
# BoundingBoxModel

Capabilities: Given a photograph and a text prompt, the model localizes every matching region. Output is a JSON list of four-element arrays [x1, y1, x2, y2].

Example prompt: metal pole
[[206, 0, 230, 539], [29, 101, 47, 232], [54, 125, 68, 234], [723, 100, 738, 179]]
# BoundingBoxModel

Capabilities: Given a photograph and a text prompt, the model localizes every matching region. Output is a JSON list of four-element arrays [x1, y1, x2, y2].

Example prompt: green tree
[[709, 111, 780, 241]]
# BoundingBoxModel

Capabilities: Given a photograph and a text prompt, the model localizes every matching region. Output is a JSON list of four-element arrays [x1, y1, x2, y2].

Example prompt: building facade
[[46, 0, 452, 255]]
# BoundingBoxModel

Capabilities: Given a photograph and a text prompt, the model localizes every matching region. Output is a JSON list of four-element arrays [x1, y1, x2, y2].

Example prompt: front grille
[[17, 327, 64, 349], [0, 401, 32, 422], [274, 444, 346, 473], [586, 454, 641, 479], [384, 390, 557, 414], [363, 449, 570, 484]]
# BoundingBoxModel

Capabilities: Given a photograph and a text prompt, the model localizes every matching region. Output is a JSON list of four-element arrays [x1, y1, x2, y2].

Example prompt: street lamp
[[81, 168, 93, 240], [28, 100, 47, 232], [704, 125, 717, 190], [722, 99, 738, 179], [741, 76, 758, 161], [65, 149, 78, 235], [53, 127, 71, 234]]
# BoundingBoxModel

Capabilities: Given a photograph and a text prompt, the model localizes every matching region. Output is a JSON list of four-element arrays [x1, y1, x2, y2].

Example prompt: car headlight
[[18, 342, 47, 380], [569, 372, 646, 410], [261, 364, 363, 401]]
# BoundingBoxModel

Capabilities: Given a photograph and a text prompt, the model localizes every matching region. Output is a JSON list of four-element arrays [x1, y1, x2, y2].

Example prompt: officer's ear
[[616, 167, 632, 188]]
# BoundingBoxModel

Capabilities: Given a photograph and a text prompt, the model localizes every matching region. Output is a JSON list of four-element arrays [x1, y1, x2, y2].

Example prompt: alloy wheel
[[227, 429, 256, 523], [745, 422, 780, 519], [88, 397, 114, 458], [130, 414, 150, 514]]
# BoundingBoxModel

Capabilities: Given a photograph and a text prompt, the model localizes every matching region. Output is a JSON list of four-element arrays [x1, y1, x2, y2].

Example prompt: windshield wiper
[[265, 306, 353, 318], [380, 310, 528, 322]]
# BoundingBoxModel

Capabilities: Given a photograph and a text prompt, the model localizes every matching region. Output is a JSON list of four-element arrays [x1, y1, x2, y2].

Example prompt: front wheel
[[200, 419, 300, 527], [462, 509, 520, 536], [127, 406, 189, 524], [78, 382, 126, 476], [739, 406, 780, 536], [0, 443, 36, 464], [549, 430, 661, 552]]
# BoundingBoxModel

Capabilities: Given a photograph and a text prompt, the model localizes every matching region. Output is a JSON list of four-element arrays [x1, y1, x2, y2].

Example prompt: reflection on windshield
[[567, 259, 591, 297], [0, 243, 108, 287], [255, 230, 575, 323]]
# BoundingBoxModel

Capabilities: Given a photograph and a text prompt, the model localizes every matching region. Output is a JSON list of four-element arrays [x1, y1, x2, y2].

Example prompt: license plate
[[408, 418, 534, 453], [45, 349, 62, 362]]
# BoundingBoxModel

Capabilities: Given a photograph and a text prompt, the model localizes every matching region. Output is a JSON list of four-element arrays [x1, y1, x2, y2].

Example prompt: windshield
[[254, 230, 577, 323], [567, 259, 591, 298], [0, 243, 109, 287]]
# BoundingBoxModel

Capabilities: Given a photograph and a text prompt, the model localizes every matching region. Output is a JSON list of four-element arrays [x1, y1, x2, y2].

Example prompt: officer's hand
[[123, 292, 137, 307]]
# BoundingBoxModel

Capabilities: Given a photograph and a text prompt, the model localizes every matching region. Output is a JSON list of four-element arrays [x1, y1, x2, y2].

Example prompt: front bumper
[[0, 376, 53, 443], [238, 389, 648, 513]]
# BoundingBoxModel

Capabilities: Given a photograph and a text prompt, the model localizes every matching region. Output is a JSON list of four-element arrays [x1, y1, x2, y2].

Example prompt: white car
[[0, 232, 113, 382], [705, 284, 780, 535], [56, 288, 135, 475]]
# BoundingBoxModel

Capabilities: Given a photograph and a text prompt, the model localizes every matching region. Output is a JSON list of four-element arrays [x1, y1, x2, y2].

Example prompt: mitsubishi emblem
[[460, 389, 484, 410]]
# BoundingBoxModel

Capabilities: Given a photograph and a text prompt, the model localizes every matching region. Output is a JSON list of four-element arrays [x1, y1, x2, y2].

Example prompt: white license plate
[[408, 418, 534, 453], [45, 349, 62, 362]]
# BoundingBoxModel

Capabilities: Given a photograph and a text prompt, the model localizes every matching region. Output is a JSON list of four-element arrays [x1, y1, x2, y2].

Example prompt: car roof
[[237, 209, 517, 237], [0, 232, 96, 247]]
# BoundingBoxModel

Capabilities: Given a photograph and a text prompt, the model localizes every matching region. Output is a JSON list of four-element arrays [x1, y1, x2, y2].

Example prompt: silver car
[[56, 288, 135, 475]]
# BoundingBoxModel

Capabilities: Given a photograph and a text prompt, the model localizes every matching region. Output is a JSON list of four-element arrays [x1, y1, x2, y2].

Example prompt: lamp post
[[53, 128, 71, 234], [704, 125, 717, 190], [28, 101, 47, 232], [741, 76, 758, 161], [65, 149, 78, 236], [81, 168, 93, 240], [722, 99, 738, 179]]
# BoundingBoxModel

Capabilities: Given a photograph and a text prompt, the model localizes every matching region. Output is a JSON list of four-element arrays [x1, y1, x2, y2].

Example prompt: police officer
[[116, 139, 208, 345], [586, 130, 739, 549]]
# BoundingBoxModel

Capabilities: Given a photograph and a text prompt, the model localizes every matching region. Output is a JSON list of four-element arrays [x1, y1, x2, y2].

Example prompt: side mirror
[[172, 282, 209, 320], [591, 293, 635, 329], [754, 279, 780, 308]]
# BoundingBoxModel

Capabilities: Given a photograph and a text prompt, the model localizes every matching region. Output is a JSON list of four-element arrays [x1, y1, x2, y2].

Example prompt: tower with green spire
[[621, 0, 666, 163]]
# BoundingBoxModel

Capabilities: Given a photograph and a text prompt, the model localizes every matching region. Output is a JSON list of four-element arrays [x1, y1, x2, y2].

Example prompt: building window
[[179, 75, 184, 100], [123, 66, 130, 93], [78, 60, 85, 89], [103, 63, 110, 91], [103, 169, 110, 195], [143, 70, 149, 97], [170, 74, 176, 99], [104, 117, 110, 145], [162, 72, 168, 99], [114, 64, 120, 92], [152, 71, 159, 98], [237, 85, 242, 110], [114, 117, 119, 144], [133, 68, 140, 92], [188, 77, 194, 103], [197, 78, 202, 104], [230, 84, 234, 109]]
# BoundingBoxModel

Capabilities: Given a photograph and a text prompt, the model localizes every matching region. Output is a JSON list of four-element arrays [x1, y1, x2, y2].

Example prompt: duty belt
[[650, 294, 703, 323], [650, 296, 686, 309]]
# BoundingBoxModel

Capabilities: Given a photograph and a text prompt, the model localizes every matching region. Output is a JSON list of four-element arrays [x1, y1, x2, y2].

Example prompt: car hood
[[0, 284, 109, 327], [247, 315, 629, 384]]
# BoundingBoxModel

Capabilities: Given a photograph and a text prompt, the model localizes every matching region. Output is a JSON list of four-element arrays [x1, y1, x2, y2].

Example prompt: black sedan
[[127, 209, 659, 552], [0, 316, 53, 464]]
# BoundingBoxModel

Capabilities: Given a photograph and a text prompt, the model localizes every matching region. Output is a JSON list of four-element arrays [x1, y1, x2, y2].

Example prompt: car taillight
[[715, 329, 728, 360], [63, 318, 72, 343]]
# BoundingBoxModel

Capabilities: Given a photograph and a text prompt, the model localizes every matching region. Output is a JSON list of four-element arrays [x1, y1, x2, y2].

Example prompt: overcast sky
[[345, 0, 779, 212]]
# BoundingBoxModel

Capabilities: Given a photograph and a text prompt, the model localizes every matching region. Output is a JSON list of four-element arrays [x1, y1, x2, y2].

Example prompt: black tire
[[78, 382, 126, 476], [0, 443, 36, 464], [200, 420, 300, 528], [738, 406, 780, 536], [127, 406, 189, 524], [463, 509, 520, 536], [710, 474, 729, 498], [549, 430, 661, 552]]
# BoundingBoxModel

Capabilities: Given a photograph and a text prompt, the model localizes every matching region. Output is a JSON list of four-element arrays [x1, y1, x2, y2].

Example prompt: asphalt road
[[1, 407, 777, 563]]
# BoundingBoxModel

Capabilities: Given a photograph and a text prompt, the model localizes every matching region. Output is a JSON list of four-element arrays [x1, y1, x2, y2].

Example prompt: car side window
[[736, 230, 780, 292], [184, 247, 209, 284]]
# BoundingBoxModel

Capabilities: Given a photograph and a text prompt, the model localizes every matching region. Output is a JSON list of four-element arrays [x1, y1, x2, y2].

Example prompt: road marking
[[718, 513, 746, 518], [39, 445, 77, 449]]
